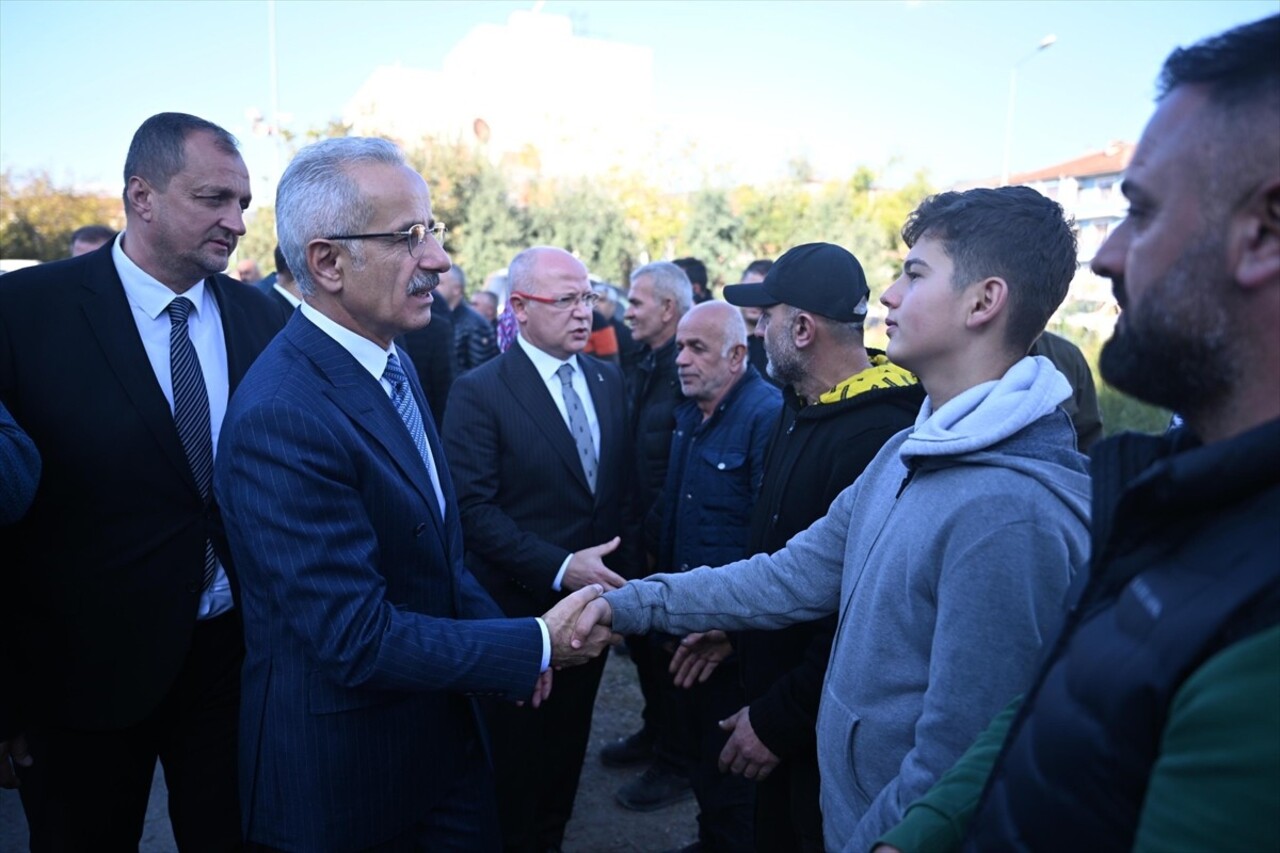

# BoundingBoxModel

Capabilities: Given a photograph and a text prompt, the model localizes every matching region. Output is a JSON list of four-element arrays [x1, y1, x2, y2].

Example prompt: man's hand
[[570, 595, 615, 652], [669, 630, 732, 689], [0, 734, 32, 789], [562, 536, 625, 591], [543, 584, 618, 667], [718, 706, 781, 780], [529, 669, 553, 708]]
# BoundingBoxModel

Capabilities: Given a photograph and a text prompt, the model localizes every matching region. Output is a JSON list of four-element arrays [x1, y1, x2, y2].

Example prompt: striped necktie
[[166, 296, 217, 591]]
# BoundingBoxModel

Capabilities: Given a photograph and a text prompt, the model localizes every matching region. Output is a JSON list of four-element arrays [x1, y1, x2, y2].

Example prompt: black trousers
[[481, 653, 606, 853], [18, 611, 243, 853], [754, 750, 823, 853]]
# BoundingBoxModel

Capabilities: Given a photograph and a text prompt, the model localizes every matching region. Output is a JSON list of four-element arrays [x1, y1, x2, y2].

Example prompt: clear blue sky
[[1, 0, 1274, 193]]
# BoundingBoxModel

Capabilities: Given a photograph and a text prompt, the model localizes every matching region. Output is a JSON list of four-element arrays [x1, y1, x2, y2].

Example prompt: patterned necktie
[[166, 296, 217, 591], [556, 362, 597, 493], [383, 352, 445, 514]]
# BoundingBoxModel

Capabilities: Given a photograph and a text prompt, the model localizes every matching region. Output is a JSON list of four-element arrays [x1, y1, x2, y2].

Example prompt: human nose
[[418, 238, 451, 272], [881, 278, 902, 308], [224, 205, 247, 236], [1091, 220, 1128, 280]]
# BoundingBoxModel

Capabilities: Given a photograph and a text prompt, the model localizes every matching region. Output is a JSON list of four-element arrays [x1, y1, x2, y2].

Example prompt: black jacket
[[396, 310, 455, 427], [627, 338, 684, 559], [740, 359, 924, 758], [442, 301, 498, 373]]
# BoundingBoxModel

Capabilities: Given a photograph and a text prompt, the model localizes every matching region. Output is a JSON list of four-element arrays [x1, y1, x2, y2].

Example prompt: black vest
[[966, 422, 1280, 851]]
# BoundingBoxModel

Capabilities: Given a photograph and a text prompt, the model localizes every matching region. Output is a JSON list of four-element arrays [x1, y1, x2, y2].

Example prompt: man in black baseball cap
[[714, 241, 923, 851]]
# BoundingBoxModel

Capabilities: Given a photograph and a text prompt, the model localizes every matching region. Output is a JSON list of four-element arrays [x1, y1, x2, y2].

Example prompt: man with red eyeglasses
[[445, 246, 643, 853]]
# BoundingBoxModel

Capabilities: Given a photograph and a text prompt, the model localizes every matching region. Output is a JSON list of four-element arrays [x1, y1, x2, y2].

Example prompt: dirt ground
[[564, 648, 700, 853]]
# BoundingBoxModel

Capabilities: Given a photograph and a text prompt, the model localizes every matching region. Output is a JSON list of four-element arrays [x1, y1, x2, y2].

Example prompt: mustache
[[407, 271, 439, 297]]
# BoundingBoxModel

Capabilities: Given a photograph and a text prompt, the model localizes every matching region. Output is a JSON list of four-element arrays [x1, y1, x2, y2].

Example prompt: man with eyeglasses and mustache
[[445, 246, 643, 853], [214, 141, 617, 850]]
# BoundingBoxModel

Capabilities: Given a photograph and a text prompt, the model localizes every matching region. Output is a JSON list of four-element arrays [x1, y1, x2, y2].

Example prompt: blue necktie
[[556, 362, 597, 493], [383, 352, 445, 514], [166, 296, 217, 591]]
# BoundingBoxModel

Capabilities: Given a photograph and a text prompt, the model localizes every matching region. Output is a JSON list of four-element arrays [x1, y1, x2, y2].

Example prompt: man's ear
[[125, 176, 154, 221], [727, 342, 748, 370], [307, 240, 344, 295], [1233, 177, 1280, 289], [966, 277, 1009, 332], [792, 312, 818, 350]]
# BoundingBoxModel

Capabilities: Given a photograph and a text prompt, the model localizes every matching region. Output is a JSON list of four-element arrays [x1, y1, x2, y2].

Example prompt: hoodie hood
[[904, 355, 1071, 459]]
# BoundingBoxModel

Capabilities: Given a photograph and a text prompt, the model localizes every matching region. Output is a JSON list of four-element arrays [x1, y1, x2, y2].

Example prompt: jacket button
[[716, 462, 726, 470], [414, 522, 427, 536]]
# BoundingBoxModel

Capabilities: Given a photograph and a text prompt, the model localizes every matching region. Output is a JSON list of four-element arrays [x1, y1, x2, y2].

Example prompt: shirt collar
[[273, 282, 303, 308], [113, 231, 210, 320], [299, 302, 393, 381], [516, 332, 579, 381]]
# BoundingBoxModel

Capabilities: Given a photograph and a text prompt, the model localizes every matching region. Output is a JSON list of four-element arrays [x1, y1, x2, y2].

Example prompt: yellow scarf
[[817, 355, 918, 405]]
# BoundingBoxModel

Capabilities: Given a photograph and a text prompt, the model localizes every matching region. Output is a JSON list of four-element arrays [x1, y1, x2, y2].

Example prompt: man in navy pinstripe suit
[[214, 138, 615, 852], [444, 246, 643, 852]]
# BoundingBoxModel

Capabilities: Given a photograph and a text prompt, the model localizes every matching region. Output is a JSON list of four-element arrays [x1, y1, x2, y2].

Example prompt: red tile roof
[[1010, 141, 1136, 184]]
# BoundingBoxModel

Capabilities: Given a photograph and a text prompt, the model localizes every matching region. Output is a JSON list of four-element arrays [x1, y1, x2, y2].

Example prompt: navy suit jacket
[[215, 311, 543, 850], [443, 342, 642, 618], [0, 244, 284, 737]]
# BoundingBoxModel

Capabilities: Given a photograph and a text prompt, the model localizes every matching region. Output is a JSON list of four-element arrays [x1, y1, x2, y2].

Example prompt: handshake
[[541, 584, 620, 668]]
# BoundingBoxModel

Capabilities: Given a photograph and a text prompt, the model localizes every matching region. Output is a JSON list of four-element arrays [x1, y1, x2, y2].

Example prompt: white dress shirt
[[113, 233, 233, 620], [514, 334, 601, 592], [302, 304, 551, 671]]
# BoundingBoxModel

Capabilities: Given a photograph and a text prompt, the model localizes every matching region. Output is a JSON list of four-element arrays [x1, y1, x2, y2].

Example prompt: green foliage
[[1048, 324, 1172, 437], [1, 170, 123, 261], [682, 189, 741, 288], [238, 206, 277, 272], [528, 180, 637, 286]]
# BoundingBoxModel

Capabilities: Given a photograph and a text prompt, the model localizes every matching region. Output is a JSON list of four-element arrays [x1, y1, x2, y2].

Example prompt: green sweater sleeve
[[1134, 625, 1280, 853], [874, 697, 1021, 853]]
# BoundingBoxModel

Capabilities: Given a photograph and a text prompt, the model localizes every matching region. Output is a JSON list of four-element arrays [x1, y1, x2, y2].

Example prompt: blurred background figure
[[235, 257, 262, 285], [68, 224, 116, 257], [674, 257, 713, 303]]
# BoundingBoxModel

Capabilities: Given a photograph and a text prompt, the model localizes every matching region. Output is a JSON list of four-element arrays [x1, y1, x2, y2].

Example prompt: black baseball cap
[[723, 242, 869, 322]]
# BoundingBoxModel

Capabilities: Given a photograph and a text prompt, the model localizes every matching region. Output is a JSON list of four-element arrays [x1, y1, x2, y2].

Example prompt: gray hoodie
[[604, 356, 1091, 851]]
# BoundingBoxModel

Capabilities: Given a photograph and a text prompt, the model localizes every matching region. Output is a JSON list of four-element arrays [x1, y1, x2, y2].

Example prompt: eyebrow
[[903, 258, 930, 274]]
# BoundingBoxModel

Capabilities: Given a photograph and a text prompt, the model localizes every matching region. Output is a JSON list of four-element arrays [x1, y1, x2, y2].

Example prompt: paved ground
[[0, 650, 698, 853]]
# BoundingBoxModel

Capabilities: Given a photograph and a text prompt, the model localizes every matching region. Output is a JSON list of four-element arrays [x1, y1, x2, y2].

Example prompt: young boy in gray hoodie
[[573, 186, 1092, 852]]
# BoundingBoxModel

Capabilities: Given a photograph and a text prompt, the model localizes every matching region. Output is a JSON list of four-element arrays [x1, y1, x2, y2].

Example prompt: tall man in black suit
[[0, 112, 286, 850], [445, 246, 642, 852]]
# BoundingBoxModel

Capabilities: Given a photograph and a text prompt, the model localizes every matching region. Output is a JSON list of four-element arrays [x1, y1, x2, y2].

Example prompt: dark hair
[[1158, 14, 1279, 107], [901, 186, 1077, 353], [673, 257, 708, 286], [123, 112, 239, 198], [742, 259, 773, 279], [272, 245, 291, 279], [69, 225, 116, 250]]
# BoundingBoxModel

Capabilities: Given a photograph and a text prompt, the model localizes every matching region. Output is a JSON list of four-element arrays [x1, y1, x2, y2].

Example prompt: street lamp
[[1002, 34, 1057, 186]]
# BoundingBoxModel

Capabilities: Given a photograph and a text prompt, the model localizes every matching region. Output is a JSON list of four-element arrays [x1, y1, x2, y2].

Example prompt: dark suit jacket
[[396, 310, 456, 427], [214, 311, 543, 850], [443, 342, 641, 617], [0, 244, 285, 737]]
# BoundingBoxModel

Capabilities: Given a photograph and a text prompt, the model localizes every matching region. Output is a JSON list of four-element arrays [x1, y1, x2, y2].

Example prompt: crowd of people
[[1, 14, 1277, 853]]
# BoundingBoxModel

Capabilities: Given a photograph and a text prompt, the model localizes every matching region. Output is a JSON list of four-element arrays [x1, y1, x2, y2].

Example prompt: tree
[[681, 189, 741, 288], [527, 180, 637, 285], [1, 170, 123, 261]]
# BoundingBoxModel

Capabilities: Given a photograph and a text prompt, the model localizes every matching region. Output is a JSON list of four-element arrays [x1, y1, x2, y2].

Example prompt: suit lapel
[[78, 251, 198, 493], [500, 345, 592, 494], [208, 275, 256, 389], [289, 315, 444, 530]]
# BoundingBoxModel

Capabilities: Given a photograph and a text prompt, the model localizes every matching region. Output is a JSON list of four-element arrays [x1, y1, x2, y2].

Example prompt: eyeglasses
[[511, 290, 601, 310], [324, 222, 447, 258]]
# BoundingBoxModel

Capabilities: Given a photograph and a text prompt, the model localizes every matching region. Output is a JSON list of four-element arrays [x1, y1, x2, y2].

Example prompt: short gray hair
[[630, 261, 693, 316], [276, 136, 406, 296]]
